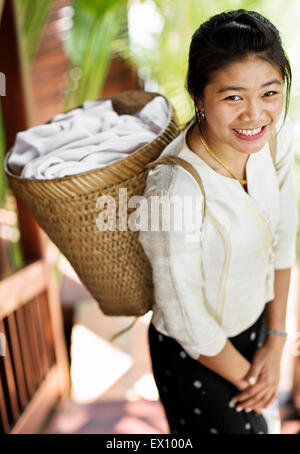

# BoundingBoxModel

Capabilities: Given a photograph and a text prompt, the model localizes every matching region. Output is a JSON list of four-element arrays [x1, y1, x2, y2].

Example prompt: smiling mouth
[[233, 126, 266, 136]]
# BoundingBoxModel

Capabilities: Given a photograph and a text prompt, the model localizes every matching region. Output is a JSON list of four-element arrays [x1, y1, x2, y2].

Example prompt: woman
[[138, 10, 298, 434]]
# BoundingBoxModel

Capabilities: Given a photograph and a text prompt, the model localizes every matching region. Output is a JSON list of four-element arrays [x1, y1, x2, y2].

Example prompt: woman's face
[[198, 55, 285, 157]]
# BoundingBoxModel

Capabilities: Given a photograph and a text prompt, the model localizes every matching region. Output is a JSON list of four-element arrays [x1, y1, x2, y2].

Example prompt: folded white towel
[[8, 95, 169, 179]]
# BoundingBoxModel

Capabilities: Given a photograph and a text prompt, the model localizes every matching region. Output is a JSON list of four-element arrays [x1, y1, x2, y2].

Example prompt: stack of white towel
[[8, 95, 169, 179]]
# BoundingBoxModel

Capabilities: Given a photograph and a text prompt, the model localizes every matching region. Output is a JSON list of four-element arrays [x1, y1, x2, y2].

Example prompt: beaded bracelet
[[266, 329, 288, 336]]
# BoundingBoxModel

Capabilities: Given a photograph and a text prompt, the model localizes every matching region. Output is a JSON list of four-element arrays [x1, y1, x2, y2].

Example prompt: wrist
[[264, 332, 287, 350], [234, 378, 250, 391]]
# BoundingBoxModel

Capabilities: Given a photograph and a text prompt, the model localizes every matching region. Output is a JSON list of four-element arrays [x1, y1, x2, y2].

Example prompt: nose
[[239, 99, 262, 123]]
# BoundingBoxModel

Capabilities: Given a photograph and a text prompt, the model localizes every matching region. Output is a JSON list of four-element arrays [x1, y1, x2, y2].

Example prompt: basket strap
[[268, 128, 277, 169], [147, 127, 278, 211], [146, 156, 207, 219], [110, 317, 139, 342]]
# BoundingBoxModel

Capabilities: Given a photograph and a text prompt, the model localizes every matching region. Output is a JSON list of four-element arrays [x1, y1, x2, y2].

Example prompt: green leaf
[[19, 0, 52, 62], [63, 0, 127, 109]]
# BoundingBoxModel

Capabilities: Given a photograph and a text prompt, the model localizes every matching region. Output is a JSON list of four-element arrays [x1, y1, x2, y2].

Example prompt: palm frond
[[63, 0, 128, 109], [19, 0, 52, 62]]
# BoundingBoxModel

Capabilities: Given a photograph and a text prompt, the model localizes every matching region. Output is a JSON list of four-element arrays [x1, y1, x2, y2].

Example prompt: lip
[[233, 125, 267, 141]]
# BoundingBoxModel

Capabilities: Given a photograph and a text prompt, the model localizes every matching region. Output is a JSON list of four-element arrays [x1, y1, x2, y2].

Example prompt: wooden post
[[0, 0, 44, 261], [0, 0, 70, 433]]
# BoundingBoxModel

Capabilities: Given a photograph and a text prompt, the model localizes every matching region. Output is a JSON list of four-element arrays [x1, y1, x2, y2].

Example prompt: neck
[[196, 120, 249, 174]]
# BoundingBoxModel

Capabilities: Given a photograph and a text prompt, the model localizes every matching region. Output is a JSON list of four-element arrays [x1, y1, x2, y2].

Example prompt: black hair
[[186, 9, 292, 126]]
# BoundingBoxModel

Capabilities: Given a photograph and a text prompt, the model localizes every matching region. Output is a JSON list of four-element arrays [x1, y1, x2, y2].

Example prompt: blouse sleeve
[[137, 165, 227, 359], [273, 114, 299, 269]]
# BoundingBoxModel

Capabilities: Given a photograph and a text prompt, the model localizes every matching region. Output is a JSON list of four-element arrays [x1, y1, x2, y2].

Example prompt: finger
[[249, 389, 274, 410], [232, 382, 265, 403], [242, 388, 276, 413], [244, 366, 262, 386], [235, 388, 272, 412], [257, 391, 278, 411]]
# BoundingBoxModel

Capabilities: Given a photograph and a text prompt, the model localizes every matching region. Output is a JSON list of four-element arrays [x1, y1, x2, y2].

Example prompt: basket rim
[[4, 90, 177, 184]]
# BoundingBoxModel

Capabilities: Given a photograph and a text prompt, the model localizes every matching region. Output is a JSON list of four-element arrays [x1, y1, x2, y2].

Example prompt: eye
[[224, 95, 241, 101], [264, 91, 278, 97]]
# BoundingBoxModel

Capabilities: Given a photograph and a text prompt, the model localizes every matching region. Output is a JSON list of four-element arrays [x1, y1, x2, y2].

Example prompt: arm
[[138, 165, 254, 389], [262, 114, 298, 358], [197, 340, 251, 391], [264, 267, 291, 351], [231, 115, 298, 411], [263, 115, 298, 358], [230, 268, 291, 412], [199, 269, 293, 408], [138, 170, 227, 358]]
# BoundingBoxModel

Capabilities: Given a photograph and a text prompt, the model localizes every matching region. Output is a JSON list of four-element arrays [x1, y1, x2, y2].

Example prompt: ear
[[188, 91, 195, 102], [188, 91, 204, 110]]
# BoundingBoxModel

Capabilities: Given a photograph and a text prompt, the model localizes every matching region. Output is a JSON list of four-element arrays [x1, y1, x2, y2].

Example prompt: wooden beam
[[44, 263, 70, 398], [0, 0, 44, 262], [9, 364, 62, 434], [15, 307, 36, 396], [0, 260, 47, 319], [6, 312, 29, 409], [0, 319, 20, 423], [0, 0, 4, 23], [0, 0, 34, 146], [0, 366, 10, 433]]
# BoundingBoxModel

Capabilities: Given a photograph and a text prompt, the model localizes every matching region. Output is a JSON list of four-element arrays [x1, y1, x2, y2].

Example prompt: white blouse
[[138, 112, 298, 359]]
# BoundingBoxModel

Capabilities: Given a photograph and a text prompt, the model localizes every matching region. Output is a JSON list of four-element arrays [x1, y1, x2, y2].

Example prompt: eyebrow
[[217, 79, 282, 94]]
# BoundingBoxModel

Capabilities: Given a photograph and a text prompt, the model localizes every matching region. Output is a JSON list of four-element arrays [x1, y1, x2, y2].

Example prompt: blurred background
[[0, 0, 300, 435]]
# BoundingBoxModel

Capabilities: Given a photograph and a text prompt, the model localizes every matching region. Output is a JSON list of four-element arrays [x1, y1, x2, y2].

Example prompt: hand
[[230, 342, 284, 414]]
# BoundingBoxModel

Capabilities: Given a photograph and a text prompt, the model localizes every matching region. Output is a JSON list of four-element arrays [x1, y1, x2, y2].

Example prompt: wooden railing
[[0, 0, 70, 434], [0, 267, 55, 432], [0, 258, 70, 434]]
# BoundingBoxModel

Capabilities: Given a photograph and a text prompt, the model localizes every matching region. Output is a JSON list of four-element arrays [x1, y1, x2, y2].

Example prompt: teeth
[[235, 127, 263, 136]]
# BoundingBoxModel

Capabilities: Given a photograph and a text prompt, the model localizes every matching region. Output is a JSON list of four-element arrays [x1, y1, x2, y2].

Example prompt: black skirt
[[148, 307, 269, 434]]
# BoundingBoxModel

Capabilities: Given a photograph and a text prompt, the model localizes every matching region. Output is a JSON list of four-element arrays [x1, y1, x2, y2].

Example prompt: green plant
[[19, 0, 53, 62], [120, 0, 282, 127], [0, 0, 52, 207], [63, 0, 128, 110]]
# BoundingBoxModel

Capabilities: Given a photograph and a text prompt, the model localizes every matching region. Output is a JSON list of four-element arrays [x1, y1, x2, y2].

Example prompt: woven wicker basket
[[4, 90, 180, 316]]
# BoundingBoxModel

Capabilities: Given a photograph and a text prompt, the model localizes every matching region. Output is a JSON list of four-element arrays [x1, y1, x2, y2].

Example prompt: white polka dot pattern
[[193, 380, 202, 388]]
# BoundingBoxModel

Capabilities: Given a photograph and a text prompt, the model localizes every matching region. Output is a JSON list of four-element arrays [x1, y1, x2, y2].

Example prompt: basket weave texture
[[4, 90, 180, 316]]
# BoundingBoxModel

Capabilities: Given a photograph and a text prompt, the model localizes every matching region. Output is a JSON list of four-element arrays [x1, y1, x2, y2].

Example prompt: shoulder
[[144, 126, 204, 200], [145, 158, 204, 203]]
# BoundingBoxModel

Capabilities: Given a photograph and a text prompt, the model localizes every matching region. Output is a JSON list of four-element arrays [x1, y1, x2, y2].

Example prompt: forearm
[[196, 268, 292, 389], [264, 267, 291, 350], [197, 339, 251, 390]]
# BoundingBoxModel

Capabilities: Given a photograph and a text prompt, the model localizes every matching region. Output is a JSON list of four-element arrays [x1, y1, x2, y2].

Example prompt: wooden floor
[[40, 255, 300, 435], [43, 297, 169, 434]]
